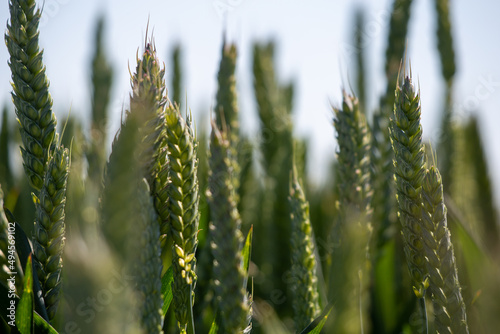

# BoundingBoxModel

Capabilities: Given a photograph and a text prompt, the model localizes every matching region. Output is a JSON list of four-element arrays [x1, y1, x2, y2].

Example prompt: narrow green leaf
[[208, 317, 219, 334], [241, 225, 253, 276], [160, 266, 174, 316], [5, 212, 48, 322], [33, 312, 58, 333], [4, 211, 29, 274], [299, 300, 333, 334], [16, 254, 33, 334]]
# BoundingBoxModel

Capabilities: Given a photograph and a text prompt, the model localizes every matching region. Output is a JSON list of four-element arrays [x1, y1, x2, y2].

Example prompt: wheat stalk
[[5, 0, 57, 191]]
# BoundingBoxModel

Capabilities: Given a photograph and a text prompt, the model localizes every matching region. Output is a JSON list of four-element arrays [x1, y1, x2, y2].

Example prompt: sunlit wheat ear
[[136, 178, 163, 334], [5, 0, 57, 191], [129, 42, 167, 189], [390, 70, 428, 295], [129, 41, 171, 251], [289, 163, 320, 331], [164, 105, 199, 332], [421, 166, 469, 334], [32, 144, 69, 320], [206, 124, 250, 333]]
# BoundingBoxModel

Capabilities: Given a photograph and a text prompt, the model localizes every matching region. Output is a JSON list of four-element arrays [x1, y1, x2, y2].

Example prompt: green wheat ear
[[87, 16, 113, 185], [421, 166, 469, 334], [289, 163, 320, 331], [333, 91, 372, 216], [215, 41, 240, 193], [164, 105, 199, 333], [130, 41, 168, 189], [329, 91, 372, 334], [5, 0, 57, 191], [207, 123, 250, 333], [389, 69, 428, 295], [171, 44, 182, 106], [136, 178, 163, 334], [32, 144, 69, 320]]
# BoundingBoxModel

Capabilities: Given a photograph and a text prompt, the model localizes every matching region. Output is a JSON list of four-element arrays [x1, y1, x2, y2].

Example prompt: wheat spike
[[215, 42, 240, 194], [289, 164, 320, 331], [136, 179, 164, 333], [421, 166, 469, 333], [207, 124, 249, 333], [164, 105, 199, 332], [5, 0, 57, 191], [32, 144, 69, 320], [390, 70, 428, 294]]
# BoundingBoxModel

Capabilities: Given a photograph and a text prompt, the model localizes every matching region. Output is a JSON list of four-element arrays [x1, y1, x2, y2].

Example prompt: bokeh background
[[1, 0, 499, 206]]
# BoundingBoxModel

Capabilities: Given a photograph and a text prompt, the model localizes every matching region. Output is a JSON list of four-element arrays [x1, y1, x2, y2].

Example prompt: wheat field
[[1, 0, 499, 333]]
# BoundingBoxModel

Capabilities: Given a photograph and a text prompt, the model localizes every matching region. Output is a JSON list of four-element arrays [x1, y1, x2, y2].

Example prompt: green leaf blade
[[16, 254, 34, 334], [161, 266, 174, 316], [33, 312, 58, 334], [241, 225, 253, 285], [299, 301, 333, 334]]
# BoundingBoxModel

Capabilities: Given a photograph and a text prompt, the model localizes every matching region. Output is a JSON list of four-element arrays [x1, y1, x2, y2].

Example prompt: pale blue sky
[[1, 0, 499, 206]]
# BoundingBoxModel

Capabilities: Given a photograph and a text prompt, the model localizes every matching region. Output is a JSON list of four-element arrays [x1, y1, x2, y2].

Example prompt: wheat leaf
[[161, 266, 174, 316], [16, 254, 34, 333], [299, 300, 333, 334]]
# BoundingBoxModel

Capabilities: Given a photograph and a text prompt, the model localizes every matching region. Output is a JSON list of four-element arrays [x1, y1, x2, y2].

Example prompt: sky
[[0, 0, 499, 206]]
